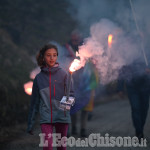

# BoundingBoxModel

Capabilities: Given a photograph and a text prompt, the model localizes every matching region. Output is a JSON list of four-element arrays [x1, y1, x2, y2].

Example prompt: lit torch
[[69, 59, 81, 73], [24, 81, 33, 95], [24, 67, 40, 96], [66, 59, 80, 100], [60, 59, 81, 110], [108, 34, 113, 48], [107, 34, 113, 58]]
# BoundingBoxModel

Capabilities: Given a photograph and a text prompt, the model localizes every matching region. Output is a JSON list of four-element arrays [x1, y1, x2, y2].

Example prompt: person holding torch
[[27, 44, 74, 150]]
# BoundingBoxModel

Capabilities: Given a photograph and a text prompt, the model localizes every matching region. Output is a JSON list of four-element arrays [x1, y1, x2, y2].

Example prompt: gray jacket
[[27, 63, 74, 132]]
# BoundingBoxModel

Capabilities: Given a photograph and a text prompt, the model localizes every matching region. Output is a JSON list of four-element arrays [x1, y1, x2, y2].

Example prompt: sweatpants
[[41, 123, 69, 150]]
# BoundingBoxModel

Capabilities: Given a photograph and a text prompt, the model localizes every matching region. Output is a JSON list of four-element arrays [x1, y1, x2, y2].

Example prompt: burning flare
[[69, 59, 81, 73], [108, 34, 113, 48], [24, 81, 33, 95]]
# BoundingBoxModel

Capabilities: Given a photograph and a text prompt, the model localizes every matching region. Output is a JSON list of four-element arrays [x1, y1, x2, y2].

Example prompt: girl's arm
[[27, 77, 40, 134]]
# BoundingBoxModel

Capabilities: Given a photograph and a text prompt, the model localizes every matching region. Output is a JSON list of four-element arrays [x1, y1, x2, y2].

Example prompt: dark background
[[0, 0, 77, 136], [0, 0, 149, 146]]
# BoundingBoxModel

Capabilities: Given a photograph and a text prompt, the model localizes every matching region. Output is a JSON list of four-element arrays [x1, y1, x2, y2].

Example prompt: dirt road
[[3, 98, 150, 150]]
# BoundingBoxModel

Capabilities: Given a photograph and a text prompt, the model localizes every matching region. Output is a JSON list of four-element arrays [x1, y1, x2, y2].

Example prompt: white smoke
[[76, 19, 141, 84], [67, 0, 150, 84], [30, 67, 40, 79]]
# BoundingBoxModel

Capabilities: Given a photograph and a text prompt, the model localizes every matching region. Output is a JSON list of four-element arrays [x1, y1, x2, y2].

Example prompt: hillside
[[0, 0, 77, 129]]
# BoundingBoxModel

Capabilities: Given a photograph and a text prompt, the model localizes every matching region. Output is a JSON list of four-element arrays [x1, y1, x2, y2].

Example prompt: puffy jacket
[[27, 63, 74, 132]]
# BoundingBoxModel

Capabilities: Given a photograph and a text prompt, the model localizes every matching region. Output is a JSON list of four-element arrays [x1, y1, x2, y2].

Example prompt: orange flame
[[24, 81, 33, 95], [69, 59, 81, 73], [108, 34, 113, 48]]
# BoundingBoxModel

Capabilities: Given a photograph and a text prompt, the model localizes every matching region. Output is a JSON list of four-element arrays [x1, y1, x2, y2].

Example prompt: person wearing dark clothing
[[118, 60, 150, 141], [65, 29, 83, 58]]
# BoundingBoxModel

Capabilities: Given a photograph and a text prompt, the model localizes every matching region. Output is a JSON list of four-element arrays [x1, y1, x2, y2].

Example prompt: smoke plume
[[67, 0, 150, 84], [76, 19, 140, 84]]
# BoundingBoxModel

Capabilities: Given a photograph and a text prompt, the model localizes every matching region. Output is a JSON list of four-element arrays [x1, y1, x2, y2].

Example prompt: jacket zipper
[[54, 81, 55, 97], [54, 81, 66, 117], [54, 80, 66, 117], [49, 69, 52, 123]]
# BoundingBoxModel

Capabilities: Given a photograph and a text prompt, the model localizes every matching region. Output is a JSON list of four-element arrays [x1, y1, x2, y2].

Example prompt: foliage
[[0, 0, 76, 127]]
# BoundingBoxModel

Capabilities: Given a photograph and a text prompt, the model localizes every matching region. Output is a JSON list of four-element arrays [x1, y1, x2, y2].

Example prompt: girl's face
[[44, 48, 58, 67]]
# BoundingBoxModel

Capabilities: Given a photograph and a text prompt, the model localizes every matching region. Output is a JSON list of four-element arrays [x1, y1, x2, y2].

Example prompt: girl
[[27, 44, 74, 150]]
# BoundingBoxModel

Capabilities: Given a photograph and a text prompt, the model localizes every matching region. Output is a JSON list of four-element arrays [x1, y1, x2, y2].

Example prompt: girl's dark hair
[[36, 44, 58, 67]]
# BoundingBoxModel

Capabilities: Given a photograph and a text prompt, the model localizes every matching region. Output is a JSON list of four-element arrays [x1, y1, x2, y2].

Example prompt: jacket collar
[[41, 62, 61, 74]]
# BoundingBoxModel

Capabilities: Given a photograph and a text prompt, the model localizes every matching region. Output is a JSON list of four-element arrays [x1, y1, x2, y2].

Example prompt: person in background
[[65, 29, 83, 59], [75, 60, 99, 137], [65, 30, 99, 137], [118, 59, 150, 141], [27, 44, 74, 150]]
